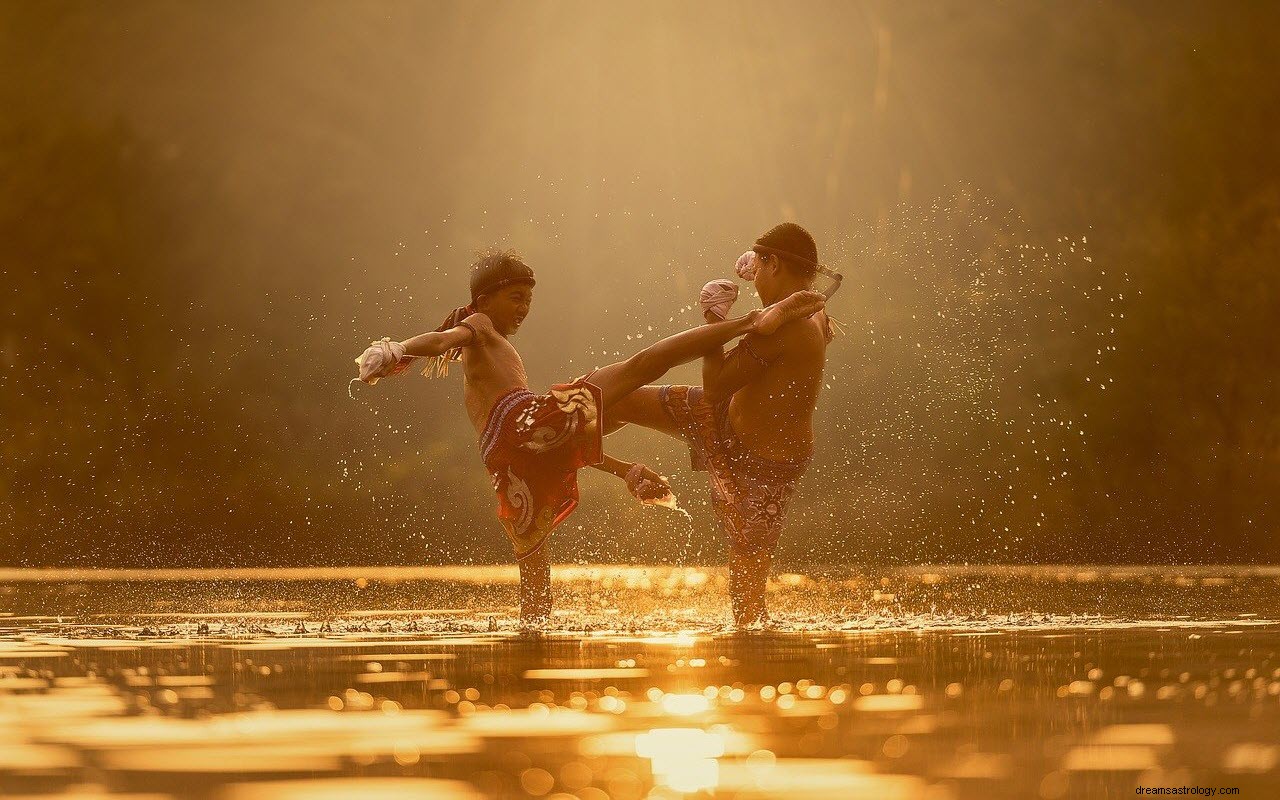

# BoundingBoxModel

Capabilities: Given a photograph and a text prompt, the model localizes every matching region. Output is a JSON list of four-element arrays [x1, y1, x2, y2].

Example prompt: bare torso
[[727, 310, 828, 461], [459, 313, 530, 436]]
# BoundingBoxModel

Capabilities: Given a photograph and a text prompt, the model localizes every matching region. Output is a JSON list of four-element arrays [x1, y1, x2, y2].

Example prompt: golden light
[[635, 728, 726, 794], [659, 693, 710, 716]]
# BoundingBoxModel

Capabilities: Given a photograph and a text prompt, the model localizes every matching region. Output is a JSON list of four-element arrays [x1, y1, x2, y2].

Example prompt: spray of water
[[799, 192, 1126, 564]]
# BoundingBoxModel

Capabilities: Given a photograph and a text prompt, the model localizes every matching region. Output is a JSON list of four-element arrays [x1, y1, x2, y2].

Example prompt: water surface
[[2, 565, 1277, 798]]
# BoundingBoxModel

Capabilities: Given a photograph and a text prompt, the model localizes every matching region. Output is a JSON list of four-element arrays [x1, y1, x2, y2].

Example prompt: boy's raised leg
[[589, 290, 823, 408], [603, 386, 684, 437]]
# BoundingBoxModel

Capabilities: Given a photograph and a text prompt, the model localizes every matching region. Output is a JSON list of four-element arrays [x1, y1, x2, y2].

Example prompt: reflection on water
[[1, 564, 1279, 798], [635, 728, 728, 793]]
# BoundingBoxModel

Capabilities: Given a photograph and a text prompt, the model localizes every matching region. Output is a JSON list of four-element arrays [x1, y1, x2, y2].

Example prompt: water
[[2, 565, 1279, 798]]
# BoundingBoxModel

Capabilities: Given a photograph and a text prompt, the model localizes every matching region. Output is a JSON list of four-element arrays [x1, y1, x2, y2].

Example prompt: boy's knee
[[607, 393, 635, 429]]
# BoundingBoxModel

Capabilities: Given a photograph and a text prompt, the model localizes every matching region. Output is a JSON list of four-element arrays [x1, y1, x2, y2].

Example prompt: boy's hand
[[700, 279, 739, 322], [354, 338, 407, 384], [625, 463, 674, 503]]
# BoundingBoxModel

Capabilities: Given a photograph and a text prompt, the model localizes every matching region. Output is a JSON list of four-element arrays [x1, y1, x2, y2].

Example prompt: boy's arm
[[702, 323, 796, 402], [400, 312, 490, 358], [590, 455, 671, 501], [399, 325, 474, 358], [701, 309, 731, 397], [356, 313, 489, 384], [591, 454, 634, 479]]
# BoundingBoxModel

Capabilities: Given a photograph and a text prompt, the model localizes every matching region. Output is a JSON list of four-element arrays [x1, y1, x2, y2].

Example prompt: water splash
[[806, 192, 1127, 562]]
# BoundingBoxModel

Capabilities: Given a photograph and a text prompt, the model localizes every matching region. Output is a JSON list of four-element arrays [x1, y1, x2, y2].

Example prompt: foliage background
[[2, 1, 1277, 566]]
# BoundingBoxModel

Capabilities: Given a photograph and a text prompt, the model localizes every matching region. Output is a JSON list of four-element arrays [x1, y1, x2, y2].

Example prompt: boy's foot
[[517, 621, 548, 637], [754, 290, 825, 336]]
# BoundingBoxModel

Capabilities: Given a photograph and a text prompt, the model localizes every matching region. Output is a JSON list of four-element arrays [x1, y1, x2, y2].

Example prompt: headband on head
[[472, 274, 536, 301], [751, 244, 844, 299], [470, 253, 536, 301]]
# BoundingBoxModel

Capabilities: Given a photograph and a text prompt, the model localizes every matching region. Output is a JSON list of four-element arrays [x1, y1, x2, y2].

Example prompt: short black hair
[[470, 249, 535, 301], [754, 222, 819, 281]]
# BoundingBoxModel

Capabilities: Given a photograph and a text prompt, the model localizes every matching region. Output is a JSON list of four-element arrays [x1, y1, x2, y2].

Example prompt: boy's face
[[753, 254, 783, 297], [478, 282, 533, 336]]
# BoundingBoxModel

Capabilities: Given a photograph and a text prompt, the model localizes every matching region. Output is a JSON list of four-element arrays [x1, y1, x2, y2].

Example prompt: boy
[[355, 249, 823, 624], [605, 223, 833, 626]]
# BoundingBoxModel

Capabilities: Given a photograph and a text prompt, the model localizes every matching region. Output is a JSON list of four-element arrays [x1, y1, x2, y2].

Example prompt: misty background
[[2, 1, 1277, 567]]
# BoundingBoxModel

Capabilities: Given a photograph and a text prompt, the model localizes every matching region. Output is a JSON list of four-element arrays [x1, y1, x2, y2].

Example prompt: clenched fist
[[354, 338, 408, 385]]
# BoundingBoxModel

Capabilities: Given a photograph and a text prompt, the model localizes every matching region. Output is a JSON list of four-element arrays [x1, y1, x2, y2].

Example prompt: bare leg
[[590, 314, 754, 408], [604, 386, 685, 439], [518, 548, 552, 626], [729, 546, 772, 627], [589, 291, 823, 409]]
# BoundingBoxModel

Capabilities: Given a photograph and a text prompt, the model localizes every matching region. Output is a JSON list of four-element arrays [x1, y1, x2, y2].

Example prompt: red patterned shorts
[[480, 379, 603, 560]]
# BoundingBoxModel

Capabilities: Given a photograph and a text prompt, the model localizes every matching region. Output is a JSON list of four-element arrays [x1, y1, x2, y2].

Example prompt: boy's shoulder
[[746, 313, 827, 361], [784, 313, 828, 346], [462, 311, 497, 340]]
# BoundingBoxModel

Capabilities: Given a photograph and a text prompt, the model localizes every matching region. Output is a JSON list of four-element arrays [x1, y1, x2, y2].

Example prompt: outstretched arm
[[355, 313, 487, 384], [399, 324, 475, 358]]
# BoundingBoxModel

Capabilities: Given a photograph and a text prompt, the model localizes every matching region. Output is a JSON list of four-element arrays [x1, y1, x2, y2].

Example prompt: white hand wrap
[[354, 338, 408, 384], [700, 279, 739, 320]]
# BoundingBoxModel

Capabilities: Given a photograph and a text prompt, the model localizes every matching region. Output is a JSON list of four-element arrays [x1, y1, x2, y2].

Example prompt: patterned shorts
[[480, 379, 603, 560], [659, 385, 810, 555]]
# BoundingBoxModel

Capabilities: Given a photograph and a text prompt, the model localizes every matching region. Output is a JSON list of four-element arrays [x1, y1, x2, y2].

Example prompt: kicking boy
[[354, 249, 824, 625], [605, 223, 834, 626]]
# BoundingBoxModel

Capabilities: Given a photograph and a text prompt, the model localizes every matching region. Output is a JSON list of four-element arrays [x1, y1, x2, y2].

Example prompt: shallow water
[[2, 565, 1278, 798]]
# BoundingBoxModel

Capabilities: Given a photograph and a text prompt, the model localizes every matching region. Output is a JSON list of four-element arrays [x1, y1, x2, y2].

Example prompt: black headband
[[752, 244, 842, 282], [752, 242, 817, 268], [471, 275, 536, 300]]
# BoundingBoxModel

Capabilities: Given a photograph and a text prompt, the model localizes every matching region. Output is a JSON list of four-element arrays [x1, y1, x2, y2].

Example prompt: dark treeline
[[1, 1, 1277, 566]]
